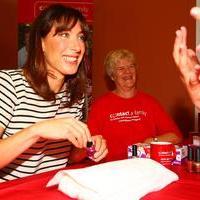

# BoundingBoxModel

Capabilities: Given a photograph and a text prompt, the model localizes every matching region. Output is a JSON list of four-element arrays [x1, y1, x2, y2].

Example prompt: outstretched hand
[[173, 18, 200, 108]]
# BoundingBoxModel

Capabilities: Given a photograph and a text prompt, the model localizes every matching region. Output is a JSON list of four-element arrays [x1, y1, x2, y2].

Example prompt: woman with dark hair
[[0, 4, 107, 182]]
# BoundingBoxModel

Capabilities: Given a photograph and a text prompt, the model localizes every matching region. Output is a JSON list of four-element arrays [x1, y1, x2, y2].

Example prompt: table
[[142, 164, 200, 200], [0, 161, 199, 200]]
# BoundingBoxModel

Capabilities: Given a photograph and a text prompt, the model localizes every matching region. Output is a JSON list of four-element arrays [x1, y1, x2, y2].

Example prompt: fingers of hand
[[173, 28, 187, 65], [196, 44, 200, 52], [189, 69, 200, 86], [66, 134, 80, 148], [75, 120, 92, 146], [37, 118, 91, 149], [63, 123, 83, 148], [92, 135, 103, 152], [93, 147, 108, 162], [173, 26, 197, 82], [64, 118, 91, 148], [180, 26, 187, 46], [91, 136, 108, 162], [188, 51, 200, 68], [190, 7, 200, 20]]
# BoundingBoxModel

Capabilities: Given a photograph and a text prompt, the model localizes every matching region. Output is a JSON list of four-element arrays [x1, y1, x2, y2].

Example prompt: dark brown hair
[[23, 4, 89, 106]]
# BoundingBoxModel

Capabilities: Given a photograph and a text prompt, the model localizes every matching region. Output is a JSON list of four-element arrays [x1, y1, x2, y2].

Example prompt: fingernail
[[190, 7, 200, 16]]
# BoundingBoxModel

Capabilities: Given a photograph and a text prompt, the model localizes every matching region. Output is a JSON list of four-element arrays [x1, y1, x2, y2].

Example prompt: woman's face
[[42, 21, 85, 80], [112, 58, 137, 91]]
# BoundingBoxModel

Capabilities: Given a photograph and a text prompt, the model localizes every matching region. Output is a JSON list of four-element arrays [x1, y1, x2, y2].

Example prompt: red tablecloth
[[142, 164, 200, 200], [0, 161, 199, 200]]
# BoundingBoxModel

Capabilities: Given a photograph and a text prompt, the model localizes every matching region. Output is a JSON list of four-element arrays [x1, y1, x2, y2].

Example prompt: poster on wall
[[18, 0, 94, 119]]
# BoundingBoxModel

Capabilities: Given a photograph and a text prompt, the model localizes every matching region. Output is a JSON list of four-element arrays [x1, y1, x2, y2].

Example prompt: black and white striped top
[[0, 69, 84, 182]]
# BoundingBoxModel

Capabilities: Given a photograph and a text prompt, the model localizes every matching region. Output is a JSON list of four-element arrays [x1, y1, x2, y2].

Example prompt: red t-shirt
[[87, 91, 182, 161]]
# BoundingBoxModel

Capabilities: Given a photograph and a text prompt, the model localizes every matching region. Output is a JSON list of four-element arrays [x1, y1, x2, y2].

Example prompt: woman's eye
[[117, 67, 124, 71], [78, 34, 86, 41], [58, 32, 70, 38]]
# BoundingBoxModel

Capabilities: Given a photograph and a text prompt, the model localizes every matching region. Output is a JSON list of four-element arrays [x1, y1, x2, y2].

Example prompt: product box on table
[[172, 145, 188, 165], [128, 143, 187, 165]]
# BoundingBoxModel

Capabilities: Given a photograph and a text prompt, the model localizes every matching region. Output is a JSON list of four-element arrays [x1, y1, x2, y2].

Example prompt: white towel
[[47, 158, 178, 200]]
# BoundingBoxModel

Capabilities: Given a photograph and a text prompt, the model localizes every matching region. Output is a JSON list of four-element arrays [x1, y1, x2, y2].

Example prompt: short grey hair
[[104, 49, 137, 78]]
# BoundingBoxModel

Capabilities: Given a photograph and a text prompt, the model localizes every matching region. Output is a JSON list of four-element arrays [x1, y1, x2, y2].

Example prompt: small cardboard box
[[128, 143, 187, 165], [172, 145, 188, 165]]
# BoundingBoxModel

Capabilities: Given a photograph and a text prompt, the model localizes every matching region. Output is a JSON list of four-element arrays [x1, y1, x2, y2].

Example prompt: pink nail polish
[[86, 141, 96, 159]]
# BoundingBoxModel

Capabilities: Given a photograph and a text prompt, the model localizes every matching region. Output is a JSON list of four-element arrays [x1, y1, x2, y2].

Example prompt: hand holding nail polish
[[86, 141, 96, 159]]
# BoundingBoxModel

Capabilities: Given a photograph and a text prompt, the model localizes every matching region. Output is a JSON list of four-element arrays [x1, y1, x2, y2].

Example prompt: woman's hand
[[173, 26, 200, 85], [91, 135, 108, 162], [30, 117, 91, 149], [173, 26, 200, 109]]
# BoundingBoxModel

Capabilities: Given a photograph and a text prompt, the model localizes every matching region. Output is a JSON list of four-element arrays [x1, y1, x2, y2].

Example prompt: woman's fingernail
[[191, 7, 200, 16]]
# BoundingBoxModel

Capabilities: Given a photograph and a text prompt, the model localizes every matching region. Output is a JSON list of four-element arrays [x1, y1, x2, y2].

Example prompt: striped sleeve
[[0, 71, 17, 128]]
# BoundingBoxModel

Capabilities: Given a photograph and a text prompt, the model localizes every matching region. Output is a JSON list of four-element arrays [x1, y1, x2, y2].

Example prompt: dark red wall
[[0, 0, 17, 68], [92, 0, 196, 136], [0, 0, 196, 136]]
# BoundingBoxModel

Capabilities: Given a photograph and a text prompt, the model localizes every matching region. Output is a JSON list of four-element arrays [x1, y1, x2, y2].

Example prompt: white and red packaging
[[172, 145, 188, 165]]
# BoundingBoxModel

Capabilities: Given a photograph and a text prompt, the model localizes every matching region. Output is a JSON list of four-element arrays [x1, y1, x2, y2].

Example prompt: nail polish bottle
[[187, 145, 194, 173], [86, 141, 96, 159], [132, 145, 138, 158], [128, 144, 137, 158], [193, 146, 200, 173]]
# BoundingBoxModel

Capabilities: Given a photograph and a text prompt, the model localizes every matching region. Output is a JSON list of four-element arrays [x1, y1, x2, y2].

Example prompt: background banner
[[18, 0, 94, 23]]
